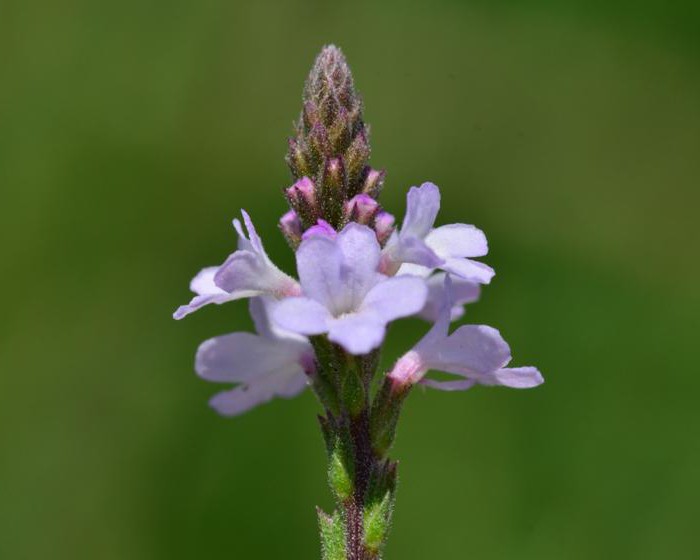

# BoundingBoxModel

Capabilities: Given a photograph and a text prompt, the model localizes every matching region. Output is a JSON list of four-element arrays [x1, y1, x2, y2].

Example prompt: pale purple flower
[[196, 297, 315, 416], [273, 223, 428, 355], [380, 182, 495, 284], [174, 210, 300, 319], [388, 276, 543, 390]]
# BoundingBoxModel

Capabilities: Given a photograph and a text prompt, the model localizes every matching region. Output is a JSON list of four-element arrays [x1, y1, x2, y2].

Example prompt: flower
[[173, 210, 299, 319], [380, 182, 495, 284], [388, 275, 543, 390], [196, 297, 315, 416], [273, 223, 428, 355]]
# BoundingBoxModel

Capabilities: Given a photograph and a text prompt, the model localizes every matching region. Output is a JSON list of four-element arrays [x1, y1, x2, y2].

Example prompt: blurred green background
[[2, 0, 699, 558]]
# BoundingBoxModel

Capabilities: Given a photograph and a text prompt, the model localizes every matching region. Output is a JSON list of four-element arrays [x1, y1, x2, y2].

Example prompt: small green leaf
[[363, 492, 393, 554], [318, 508, 347, 560], [328, 441, 353, 501]]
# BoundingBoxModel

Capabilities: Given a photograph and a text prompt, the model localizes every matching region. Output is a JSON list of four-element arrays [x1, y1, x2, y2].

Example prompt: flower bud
[[361, 168, 386, 198], [302, 100, 321, 132], [345, 131, 371, 191], [318, 157, 347, 226], [286, 138, 311, 179], [279, 210, 303, 248], [344, 194, 379, 225], [285, 176, 317, 227], [374, 211, 395, 245], [309, 122, 332, 163]]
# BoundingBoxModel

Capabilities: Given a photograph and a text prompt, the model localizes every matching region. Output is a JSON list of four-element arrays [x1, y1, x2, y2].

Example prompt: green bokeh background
[[2, 1, 699, 558]]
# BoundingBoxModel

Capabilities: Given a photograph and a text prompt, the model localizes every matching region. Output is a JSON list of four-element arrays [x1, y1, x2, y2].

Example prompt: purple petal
[[336, 223, 382, 307], [302, 219, 337, 240], [360, 275, 428, 322], [209, 370, 307, 417], [485, 366, 544, 388], [327, 312, 386, 355], [402, 183, 441, 239], [241, 209, 265, 254], [195, 333, 308, 383], [189, 267, 223, 295], [442, 257, 495, 284], [296, 236, 344, 312], [213, 251, 270, 295], [395, 235, 444, 269], [249, 297, 307, 341], [173, 292, 239, 320], [419, 273, 480, 322], [428, 324, 511, 376], [419, 378, 477, 391], [413, 274, 453, 351], [173, 267, 240, 319], [272, 296, 331, 335], [426, 224, 488, 258]]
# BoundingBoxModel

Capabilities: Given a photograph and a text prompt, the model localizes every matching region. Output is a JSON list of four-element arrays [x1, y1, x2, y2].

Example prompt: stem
[[317, 351, 399, 560], [345, 410, 374, 560]]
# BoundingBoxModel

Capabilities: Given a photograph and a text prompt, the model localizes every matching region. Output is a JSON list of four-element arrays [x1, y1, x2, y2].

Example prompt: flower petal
[[336, 223, 382, 307], [442, 257, 495, 284], [390, 235, 444, 270], [296, 236, 344, 312], [360, 275, 428, 322], [426, 224, 488, 258], [241, 209, 265, 254], [173, 266, 241, 319], [419, 378, 477, 391], [418, 273, 480, 322], [327, 312, 386, 355], [272, 296, 331, 335], [214, 250, 296, 297], [484, 366, 544, 388], [209, 369, 307, 417], [189, 267, 224, 295], [402, 183, 441, 239], [249, 297, 308, 342], [427, 324, 511, 376], [195, 333, 308, 383], [173, 292, 241, 320]]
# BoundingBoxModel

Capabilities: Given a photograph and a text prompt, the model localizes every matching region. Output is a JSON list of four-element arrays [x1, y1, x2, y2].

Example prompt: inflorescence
[[174, 45, 543, 560]]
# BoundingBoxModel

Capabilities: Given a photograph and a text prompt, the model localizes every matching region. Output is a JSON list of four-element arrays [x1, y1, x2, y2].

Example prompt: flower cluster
[[174, 45, 543, 559], [175, 179, 541, 414]]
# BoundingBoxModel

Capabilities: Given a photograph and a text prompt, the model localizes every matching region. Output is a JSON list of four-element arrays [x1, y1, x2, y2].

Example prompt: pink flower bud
[[344, 194, 379, 225], [279, 210, 303, 247], [374, 211, 395, 245], [361, 168, 386, 197]]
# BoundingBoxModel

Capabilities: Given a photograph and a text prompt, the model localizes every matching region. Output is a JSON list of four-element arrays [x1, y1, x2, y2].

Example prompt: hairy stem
[[345, 410, 373, 560]]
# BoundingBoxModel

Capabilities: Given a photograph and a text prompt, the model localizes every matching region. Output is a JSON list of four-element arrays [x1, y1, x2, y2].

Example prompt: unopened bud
[[302, 101, 321, 132], [318, 157, 347, 226], [374, 211, 395, 245], [285, 176, 317, 227], [344, 194, 379, 225], [361, 168, 386, 198], [279, 210, 303, 248], [286, 138, 311, 179], [328, 106, 352, 154], [309, 122, 332, 163], [345, 131, 371, 191]]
